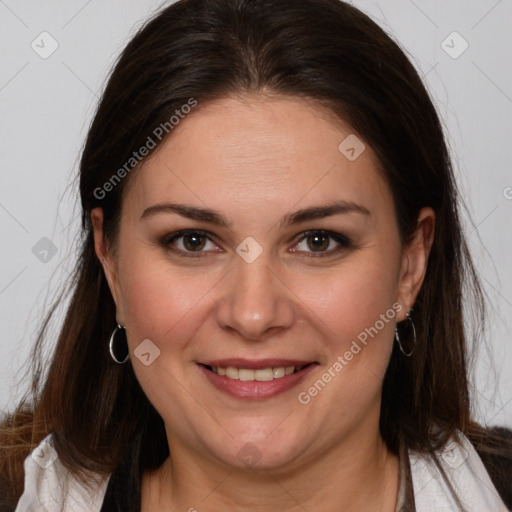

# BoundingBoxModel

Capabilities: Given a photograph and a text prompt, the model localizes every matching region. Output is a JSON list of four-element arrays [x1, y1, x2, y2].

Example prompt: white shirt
[[15, 430, 508, 511]]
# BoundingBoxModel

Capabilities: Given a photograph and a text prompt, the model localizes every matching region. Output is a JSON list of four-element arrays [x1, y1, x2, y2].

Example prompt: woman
[[1, 0, 511, 510]]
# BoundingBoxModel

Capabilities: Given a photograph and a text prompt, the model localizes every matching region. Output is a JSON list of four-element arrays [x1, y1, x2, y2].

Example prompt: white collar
[[409, 429, 508, 511], [15, 430, 508, 511]]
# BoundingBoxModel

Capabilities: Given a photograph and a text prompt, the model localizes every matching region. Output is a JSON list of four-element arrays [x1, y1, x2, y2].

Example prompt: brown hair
[[1, 0, 511, 510]]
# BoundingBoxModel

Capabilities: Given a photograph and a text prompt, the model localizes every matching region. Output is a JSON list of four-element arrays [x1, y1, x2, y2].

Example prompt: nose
[[216, 255, 296, 341]]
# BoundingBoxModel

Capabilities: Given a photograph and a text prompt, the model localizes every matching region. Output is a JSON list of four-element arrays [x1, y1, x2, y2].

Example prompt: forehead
[[122, 94, 391, 224]]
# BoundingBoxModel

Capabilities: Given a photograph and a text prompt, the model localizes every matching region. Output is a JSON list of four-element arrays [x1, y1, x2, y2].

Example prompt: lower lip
[[198, 364, 317, 399]]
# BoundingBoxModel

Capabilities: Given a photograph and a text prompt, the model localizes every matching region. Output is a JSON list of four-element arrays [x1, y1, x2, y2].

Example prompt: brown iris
[[183, 233, 206, 251], [306, 233, 329, 252]]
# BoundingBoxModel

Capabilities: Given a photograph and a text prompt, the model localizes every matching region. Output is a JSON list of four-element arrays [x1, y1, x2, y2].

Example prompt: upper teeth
[[211, 366, 300, 381]]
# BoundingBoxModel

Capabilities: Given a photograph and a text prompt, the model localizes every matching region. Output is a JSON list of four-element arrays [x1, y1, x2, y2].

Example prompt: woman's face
[[93, 94, 433, 471]]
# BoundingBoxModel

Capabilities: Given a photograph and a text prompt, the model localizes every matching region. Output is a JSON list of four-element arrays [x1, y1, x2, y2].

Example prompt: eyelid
[[160, 228, 352, 257], [161, 229, 221, 257], [291, 229, 352, 256]]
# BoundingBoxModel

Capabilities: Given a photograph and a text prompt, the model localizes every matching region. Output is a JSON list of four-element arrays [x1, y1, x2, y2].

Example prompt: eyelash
[[159, 229, 352, 258]]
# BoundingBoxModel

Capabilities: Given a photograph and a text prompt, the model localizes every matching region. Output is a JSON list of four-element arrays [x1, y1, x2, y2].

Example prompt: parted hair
[[1, 0, 511, 510]]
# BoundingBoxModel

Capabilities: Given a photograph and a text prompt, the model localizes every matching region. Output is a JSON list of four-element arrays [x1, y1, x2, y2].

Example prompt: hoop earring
[[395, 311, 417, 357], [109, 324, 129, 364]]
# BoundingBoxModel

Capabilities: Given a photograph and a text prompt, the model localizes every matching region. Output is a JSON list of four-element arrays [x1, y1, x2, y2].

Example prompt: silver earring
[[109, 323, 129, 364], [395, 311, 416, 357]]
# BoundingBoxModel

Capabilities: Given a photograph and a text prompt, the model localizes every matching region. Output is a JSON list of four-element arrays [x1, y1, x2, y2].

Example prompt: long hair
[[1, 0, 511, 509]]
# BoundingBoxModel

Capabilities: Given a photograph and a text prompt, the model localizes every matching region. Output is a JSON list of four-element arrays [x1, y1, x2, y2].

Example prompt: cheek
[[294, 254, 401, 397], [295, 266, 399, 421], [299, 256, 399, 338], [115, 250, 223, 410], [116, 247, 221, 354]]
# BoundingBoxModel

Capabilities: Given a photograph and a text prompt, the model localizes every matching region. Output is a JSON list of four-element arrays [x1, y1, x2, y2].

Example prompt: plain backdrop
[[0, 0, 511, 428]]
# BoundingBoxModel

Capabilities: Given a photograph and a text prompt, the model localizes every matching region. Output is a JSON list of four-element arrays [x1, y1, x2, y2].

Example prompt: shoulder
[[472, 426, 512, 510], [408, 429, 510, 511], [14, 433, 110, 512]]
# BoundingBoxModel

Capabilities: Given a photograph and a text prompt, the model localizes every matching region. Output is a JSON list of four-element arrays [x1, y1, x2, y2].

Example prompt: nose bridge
[[216, 252, 295, 339]]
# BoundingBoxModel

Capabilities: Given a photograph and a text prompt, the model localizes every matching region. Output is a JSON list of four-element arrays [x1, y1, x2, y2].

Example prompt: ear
[[396, 207, 435, 321], [91, 207, 126, 325]]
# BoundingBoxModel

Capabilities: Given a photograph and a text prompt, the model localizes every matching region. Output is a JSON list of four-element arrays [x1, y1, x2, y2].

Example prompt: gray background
[[1, 0, 511, 427]]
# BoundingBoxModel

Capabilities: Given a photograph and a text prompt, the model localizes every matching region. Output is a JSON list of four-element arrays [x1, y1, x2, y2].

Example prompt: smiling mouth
[[201, 364, 313, 381]]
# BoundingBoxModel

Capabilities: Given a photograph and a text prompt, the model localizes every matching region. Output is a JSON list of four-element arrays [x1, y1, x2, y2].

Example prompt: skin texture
[[92, 94, 435, 511]]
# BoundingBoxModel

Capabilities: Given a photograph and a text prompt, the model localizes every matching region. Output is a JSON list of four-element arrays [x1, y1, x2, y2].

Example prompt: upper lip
[[199, 358, 316, 370]]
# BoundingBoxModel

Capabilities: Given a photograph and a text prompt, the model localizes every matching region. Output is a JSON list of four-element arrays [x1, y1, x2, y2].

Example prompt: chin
[[204, 429, 308, 471]]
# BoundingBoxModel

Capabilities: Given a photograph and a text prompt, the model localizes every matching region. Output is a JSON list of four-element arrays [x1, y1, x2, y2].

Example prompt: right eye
[[160, 230, 222, 257]]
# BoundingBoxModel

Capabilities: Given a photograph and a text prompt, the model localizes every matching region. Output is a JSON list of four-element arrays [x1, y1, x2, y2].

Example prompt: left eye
[[292, 230, 350, 255]]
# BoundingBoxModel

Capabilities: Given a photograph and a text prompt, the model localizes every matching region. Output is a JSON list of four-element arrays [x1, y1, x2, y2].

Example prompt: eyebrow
[[139, 200, 370, 227]]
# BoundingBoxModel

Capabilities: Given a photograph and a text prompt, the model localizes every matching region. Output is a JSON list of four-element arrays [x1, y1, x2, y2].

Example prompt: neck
[[142, 426, 400, 512]]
